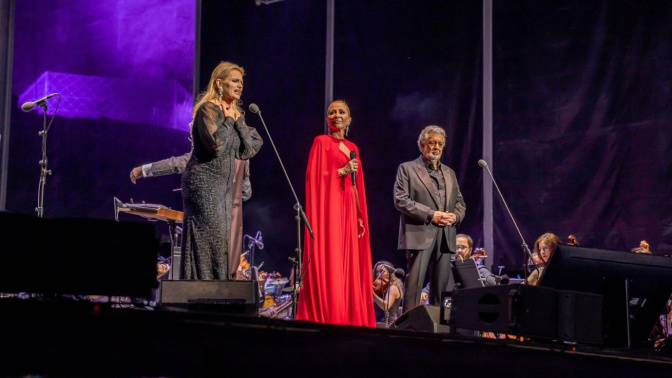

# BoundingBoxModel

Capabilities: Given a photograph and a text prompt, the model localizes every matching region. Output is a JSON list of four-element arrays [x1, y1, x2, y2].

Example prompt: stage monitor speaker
[[159, 280, 258, 315], [449, 284, 558, 340], [556, 290, 604, 345], [448, 284, 603, 344], [390, 305, 451, 333]]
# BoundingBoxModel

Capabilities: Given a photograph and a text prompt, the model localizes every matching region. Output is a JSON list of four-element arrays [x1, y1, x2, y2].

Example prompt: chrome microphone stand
[[478, 159, 540, 281]]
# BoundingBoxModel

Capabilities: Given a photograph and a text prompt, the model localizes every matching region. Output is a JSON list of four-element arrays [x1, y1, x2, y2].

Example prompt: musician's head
[[534, 232, 560, 265], [373, 260, 395, 281], [456, 234, 473, 259]]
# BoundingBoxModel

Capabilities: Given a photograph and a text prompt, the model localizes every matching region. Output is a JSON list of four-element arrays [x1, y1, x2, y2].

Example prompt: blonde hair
[[192, 61, 245, 119]]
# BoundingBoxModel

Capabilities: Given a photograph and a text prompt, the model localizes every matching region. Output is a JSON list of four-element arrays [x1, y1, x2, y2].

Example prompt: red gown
[[297, 134, 376, 327]]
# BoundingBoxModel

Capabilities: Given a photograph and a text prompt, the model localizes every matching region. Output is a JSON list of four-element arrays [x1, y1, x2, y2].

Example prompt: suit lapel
[[413, 156, 440, 208]]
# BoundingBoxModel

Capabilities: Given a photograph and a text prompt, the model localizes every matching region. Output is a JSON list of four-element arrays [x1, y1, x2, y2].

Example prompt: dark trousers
[[403, 229, 454, 312]]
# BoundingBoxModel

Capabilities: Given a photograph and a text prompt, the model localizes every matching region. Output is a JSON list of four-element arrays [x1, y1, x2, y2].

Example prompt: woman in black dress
[[180, 61, 261, 280]]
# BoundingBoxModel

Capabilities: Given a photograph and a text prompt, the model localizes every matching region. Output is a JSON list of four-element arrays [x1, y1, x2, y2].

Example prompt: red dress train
[[296, 135, 376, 327]]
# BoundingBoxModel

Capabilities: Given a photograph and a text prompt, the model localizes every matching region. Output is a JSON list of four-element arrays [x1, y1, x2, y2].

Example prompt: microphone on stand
[[350, 151, 357, 186], [21, 93, 58, 112], [245, 233, 264, 250], [478, 159, 541, 279]]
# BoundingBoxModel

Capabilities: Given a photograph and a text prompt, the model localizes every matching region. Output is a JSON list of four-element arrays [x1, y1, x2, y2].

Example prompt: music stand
[[453, 258, 485, 289]]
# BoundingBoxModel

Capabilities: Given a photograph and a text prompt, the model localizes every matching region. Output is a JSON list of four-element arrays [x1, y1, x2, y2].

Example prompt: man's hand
[[431, 211, 457, 226], [130, 166, 142, 184]]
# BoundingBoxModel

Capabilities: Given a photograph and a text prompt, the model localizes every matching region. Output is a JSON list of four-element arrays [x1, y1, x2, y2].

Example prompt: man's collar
[[421, 155, 441, 171]]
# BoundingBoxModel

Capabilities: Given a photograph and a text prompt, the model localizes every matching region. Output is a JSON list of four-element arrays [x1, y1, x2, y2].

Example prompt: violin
[[473, 247, 487, 261], [631, 240, 651, 254], [373, 277, 389, 296], [239, 251, 250, 271]]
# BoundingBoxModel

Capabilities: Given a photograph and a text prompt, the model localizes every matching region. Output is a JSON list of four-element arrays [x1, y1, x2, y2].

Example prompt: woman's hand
[[357, 216, 365, 238], [222, 103, 238, 120], [338, 158, 358, 177]]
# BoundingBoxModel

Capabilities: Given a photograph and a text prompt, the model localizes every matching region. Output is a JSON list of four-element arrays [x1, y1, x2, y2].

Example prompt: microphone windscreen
[[249, 103, 260, 114], [499, 274, 510, 285], [21, 102, 35, 112], [394, 268, 405, 279], [478, 159, 488, 168]]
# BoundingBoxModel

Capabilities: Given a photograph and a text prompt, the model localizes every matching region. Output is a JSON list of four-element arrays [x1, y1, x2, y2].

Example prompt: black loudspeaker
[[556, 290, 604, 344], [448, 284, 603, 344], [159, 280, 259, 315], [391, 305, 451, 333], [0, 213, 159, 298], [449, 284, 557, 339]]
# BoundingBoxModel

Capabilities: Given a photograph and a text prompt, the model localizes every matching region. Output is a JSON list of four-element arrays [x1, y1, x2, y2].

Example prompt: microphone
[[478, 158, 541, 278], [248, 103, 260, 114], [254, 231, 264, 250], [245, 233, 264, 250], [394, 268, 405, 279], [350, 151, 357, 186], [21, 93, 58, 112]]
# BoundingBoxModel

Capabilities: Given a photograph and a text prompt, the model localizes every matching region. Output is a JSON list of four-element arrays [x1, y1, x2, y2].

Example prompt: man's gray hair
[[417, 125, 446, 152]]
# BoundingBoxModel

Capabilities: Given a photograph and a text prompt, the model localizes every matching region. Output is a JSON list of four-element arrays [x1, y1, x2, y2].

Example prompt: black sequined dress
[[180, 102, 259, 279]]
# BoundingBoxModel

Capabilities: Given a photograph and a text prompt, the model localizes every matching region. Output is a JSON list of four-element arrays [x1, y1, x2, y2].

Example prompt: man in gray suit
[[394, 125, 466, 312], [130, 127, 262, 280]]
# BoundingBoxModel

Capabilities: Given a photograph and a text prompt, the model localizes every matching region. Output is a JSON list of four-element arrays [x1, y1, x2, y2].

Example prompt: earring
[[346, 124, 350, 137], [218, 87, 223, 102]]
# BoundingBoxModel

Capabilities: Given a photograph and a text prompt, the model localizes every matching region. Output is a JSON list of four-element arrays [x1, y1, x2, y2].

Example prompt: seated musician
[[372, 261, 404, 328], [419, 233, 500, 304], [454, 233, 498, 286], [526, 232, 560, 286]]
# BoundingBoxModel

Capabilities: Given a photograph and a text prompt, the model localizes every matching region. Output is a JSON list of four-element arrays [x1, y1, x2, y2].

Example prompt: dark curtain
[[200, 1, 483, 275], [199, 0, 327, 274], [332, 1, 483, 270], [493, 1, 672, 274]]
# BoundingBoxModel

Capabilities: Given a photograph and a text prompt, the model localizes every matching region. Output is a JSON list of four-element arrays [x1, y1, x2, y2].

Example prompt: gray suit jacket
[[394, 155, 466, 251]]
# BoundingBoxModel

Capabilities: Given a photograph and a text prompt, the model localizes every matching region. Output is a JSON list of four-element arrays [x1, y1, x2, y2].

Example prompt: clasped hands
[[432, 211, 457, 227]]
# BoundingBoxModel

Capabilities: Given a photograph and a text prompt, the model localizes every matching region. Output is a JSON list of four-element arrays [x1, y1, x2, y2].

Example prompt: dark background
[[7, 0, 671, 279]]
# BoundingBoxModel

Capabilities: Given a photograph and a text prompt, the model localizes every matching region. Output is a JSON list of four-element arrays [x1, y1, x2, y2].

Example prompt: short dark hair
[[456, 233, 473, 249]]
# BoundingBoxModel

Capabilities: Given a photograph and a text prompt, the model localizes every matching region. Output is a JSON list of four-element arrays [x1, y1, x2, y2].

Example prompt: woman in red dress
[[296, 100, 376, 327]]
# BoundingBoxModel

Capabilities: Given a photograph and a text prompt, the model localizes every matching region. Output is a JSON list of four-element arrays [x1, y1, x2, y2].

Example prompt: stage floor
[[0, 298, 671, 376]]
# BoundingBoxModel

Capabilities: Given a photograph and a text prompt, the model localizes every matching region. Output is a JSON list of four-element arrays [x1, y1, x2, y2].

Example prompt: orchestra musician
[[420, 233, 502, 304], [372, 261, 404, 328], [526, 232, 560, 286]]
